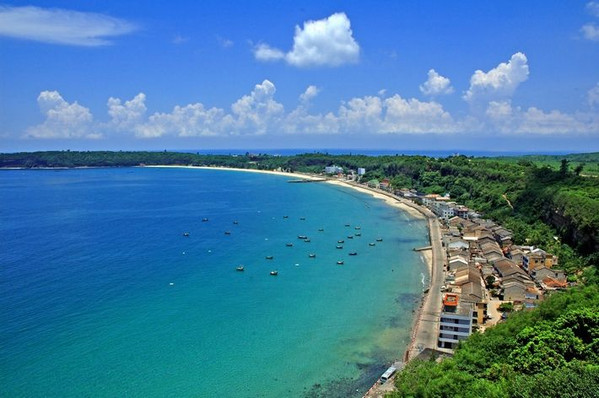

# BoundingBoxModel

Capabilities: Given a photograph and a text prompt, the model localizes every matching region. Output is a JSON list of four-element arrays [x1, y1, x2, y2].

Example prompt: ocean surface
[[0, 167, 428, 397]]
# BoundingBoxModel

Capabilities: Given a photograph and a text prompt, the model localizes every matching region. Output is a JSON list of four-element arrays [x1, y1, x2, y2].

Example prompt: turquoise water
[[0, 167, 428, 397]]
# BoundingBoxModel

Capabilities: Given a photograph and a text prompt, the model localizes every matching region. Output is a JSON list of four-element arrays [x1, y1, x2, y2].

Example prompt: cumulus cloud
[[27, 91, 97, 138], [253, 13, 360, 67], [137, 104, 231, 138], [463, 52, 529, 103], [382, 95, 456, 133], [485, 100, 596, 134], [419, 69, 454, 96], [0, 5, 137, 46], [107, 93, 147, 131], [231, 80, 285, 134]]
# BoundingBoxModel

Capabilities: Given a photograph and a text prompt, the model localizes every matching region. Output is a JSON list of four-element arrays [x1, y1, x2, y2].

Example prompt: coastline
[[145, 165, 440, 395]]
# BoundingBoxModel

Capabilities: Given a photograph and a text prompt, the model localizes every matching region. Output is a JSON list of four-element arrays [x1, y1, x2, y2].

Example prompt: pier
[[413, 245, 432, 251], [287, 178, 327, 183]]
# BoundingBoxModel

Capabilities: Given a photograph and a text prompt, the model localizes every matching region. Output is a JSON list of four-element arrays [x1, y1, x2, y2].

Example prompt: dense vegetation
[[3, 150, 599, 396], [391, 285, 599, 397]]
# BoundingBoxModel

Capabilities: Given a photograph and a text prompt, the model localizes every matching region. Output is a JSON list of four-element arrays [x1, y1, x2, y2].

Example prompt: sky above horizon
[[1, 1, 599, 153]]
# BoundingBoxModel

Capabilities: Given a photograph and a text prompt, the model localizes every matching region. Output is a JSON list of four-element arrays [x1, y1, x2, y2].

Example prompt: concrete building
[[437, 293, 474, 350]]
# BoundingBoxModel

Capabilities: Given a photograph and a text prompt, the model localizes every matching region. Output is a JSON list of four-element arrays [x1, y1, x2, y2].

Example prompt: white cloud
[[27, 91, 97, 138], [137, 104, 231, 138], [587, 2, 599, 17], [253, 43, 285, 61], [299, 85, 320, 103], [588, 83, 599, 108], [253, 13, 360, 67], [485, 100, 595, 134], [581, 23, 599, 41], [107, 93, 147, 131], [419, 69, 454, 96], [382, 95, 456, 133], [463, 52, 529, 103], [0, 5, 137, 46], [231, 80, 284, 134]]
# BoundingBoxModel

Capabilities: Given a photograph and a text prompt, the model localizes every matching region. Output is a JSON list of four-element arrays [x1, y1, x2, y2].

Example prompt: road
[[405, 208, 445, 360]]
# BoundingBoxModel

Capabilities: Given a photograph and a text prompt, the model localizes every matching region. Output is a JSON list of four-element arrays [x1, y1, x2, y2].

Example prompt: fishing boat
[[345, 224, 351, 227], [337, 240, 344, 243], [182, 232, 190, 237], [355, 232, 362, 237], [270, 270, 278, 276], [347, 235, 353, 239], [283, 215, 289, 219], [224, 231, 231, 235], [298, 235, 308, 240], [236, 265, 245, 272], [318, 228, 324, 232], [286, 243, 293, 247], [376, 238, 383, 242], [355, 226, 361, 230], [304, 238, 311, 243], [336, 260, 344, 265], [300, 217, 306, 220], [336, 245, 343, 249], [202, 218, 209, 222], [349, 252, 358, 256], [309, 253, 316, 258], [233, 220, 239, 225], [266, 255, 274, 260], [369, 242, 376, 246]]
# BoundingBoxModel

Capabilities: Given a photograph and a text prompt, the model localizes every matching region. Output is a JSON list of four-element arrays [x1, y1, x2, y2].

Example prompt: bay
[[0, 167, 428, 397]]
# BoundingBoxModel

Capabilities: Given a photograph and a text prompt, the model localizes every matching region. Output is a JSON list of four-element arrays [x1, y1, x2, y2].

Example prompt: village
[[323, 165, 570, 353]]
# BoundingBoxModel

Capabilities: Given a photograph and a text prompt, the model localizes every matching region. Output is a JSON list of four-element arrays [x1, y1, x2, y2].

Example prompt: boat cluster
[[183, 215, 384, 278]]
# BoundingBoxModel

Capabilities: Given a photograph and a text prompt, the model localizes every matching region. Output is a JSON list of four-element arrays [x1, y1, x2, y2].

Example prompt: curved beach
[[148, 165, 442, 395]]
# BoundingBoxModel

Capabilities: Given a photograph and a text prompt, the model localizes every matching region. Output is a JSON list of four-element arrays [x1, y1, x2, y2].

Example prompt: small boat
[[182, 232, 190, 237], [349, 252, 358, 256], [283, 215, 289, 219], [286, 243, 293, 247], [355, 226, 361, 230], [345, 224, 351, 227], [270, 270, 278, 276], [369, 242, 376, 246], [337, 260, 344, 265], [309, 253, 316, 258], [233, 220, 239, 225], [338, 240, 344, 244], [298, 235, 308, 240], [300, 217, 306, 220], [376, 238, 383, 242], [355, 233, 362, 237], [266, 255, 274, 260], [202, 218, 209, 222], [347, 236, 353, 239], [318, 228, 324, 232], [236, 265, 245, 272], [224, 231, 231, 235], [304, 238, 311, 243], [336, 245, 343, 249]]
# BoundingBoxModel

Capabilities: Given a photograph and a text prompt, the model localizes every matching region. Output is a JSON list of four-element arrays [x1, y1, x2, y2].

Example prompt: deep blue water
[[0, 167, 428, 397]]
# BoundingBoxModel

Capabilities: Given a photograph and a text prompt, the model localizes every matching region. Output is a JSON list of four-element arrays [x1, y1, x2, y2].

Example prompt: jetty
[[413, 245, 432, 251]]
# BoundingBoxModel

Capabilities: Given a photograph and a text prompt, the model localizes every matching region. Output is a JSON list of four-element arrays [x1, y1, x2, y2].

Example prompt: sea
[[0, 167, 429, 397]]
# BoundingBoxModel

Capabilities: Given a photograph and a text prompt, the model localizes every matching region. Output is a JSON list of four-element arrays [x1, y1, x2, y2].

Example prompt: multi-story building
[[437, 293, 474, 350]]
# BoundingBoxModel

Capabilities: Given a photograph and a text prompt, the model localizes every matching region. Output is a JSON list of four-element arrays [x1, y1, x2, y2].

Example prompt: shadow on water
[[302, 360, 389, 398]]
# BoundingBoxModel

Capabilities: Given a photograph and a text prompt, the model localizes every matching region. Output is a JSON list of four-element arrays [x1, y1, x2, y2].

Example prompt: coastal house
[[454, 265, 481, 286], [493, 258, 526, 279], [324, 165, 344, 174], [449, 255, 469, 271], [438, 293, 474, 350], [503, 280, 527, 301]]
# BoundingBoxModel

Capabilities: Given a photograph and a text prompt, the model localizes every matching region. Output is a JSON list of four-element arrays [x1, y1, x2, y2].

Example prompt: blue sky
[[1, 0, 598, 153]]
